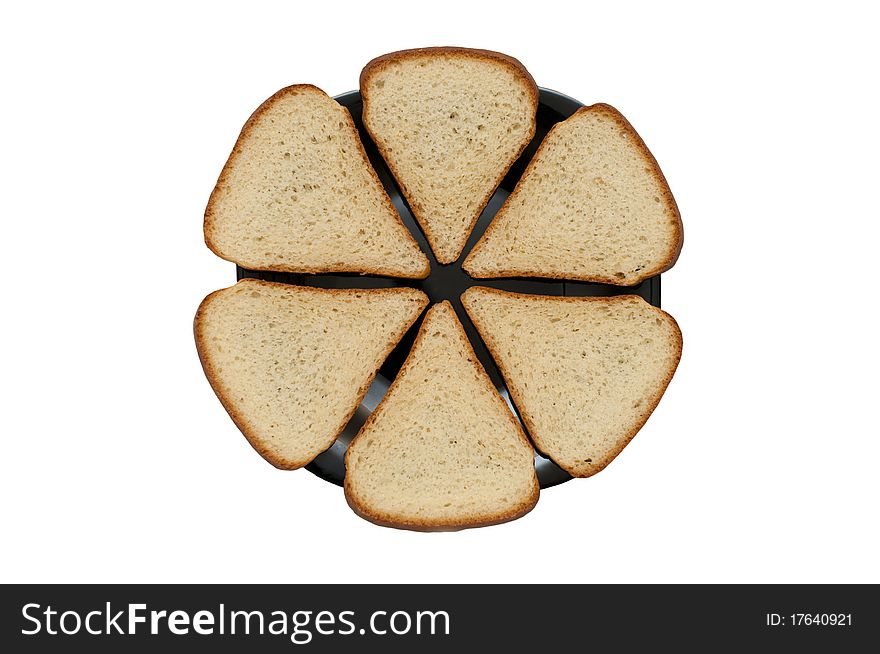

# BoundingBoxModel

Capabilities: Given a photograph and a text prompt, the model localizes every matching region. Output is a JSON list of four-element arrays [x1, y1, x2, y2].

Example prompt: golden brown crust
[[194, 279, 429, 470], [360, 47, 539, 264], [204, 84, 430, 279], [463, 103, 683, 285], [344, 489, 538, 533], [461, 287, 682, 478], [343, 301, 540, 530]]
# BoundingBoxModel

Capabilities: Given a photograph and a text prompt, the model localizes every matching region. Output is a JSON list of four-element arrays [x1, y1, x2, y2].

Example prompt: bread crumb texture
[[345, 302, 538, 529], [464, 105, 681, 285], [205, 85, 428, 278], [362, 50, 537, 263], [462, 287, 681, 477], [195, 280, 428, 469]]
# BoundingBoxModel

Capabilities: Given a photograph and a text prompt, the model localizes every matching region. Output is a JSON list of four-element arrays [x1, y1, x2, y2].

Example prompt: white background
[[2, 1, 878, 584]]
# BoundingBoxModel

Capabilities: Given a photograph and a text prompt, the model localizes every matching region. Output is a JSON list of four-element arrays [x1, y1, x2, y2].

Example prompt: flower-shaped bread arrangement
[[196, 47, 683, 531]]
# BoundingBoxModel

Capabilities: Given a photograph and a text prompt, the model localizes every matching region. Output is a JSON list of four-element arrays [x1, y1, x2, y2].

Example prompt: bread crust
[[461, 287, 682, 477], [463, 103, 684, 285], [344, 301, 540, 530], [194, 279, 429, 470], [204, 84, 430, 279], [360, 47, 539, 264]]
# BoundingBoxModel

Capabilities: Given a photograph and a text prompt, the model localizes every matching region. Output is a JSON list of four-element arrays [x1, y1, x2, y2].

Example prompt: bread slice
[[463, 104, 683, 285], [360, 47, 538, 264], [205, 84, 429, 278], [461, 287, 681, 477], [195, 279, 428, 469], [344, 301, 539, 530]]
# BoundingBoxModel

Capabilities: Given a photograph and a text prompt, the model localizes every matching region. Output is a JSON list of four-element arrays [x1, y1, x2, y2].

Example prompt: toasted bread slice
[[205, 84, 429, 278], [344, 301, 539, 530], [462, 287, 681, 477], [464, 104, 682, 285], [195, 279, 428, 469], [360, 48, 538, 264]]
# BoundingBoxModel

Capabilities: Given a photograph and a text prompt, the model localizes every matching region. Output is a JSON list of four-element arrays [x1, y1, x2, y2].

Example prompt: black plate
[[237, 87, 661, 489]]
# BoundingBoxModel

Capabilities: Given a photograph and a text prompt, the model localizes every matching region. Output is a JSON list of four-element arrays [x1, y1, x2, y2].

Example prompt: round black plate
[[237, 87, 661, 489]]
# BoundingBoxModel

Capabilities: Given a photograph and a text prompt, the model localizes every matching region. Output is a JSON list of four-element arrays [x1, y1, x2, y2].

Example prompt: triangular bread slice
[[195, 279, 428, 469], [463, 104, 683, 285], [205, 84, 429, 278], [360, 48, 538, 264], [462, 287, 681, 477], [344, 301, 539, 530]]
